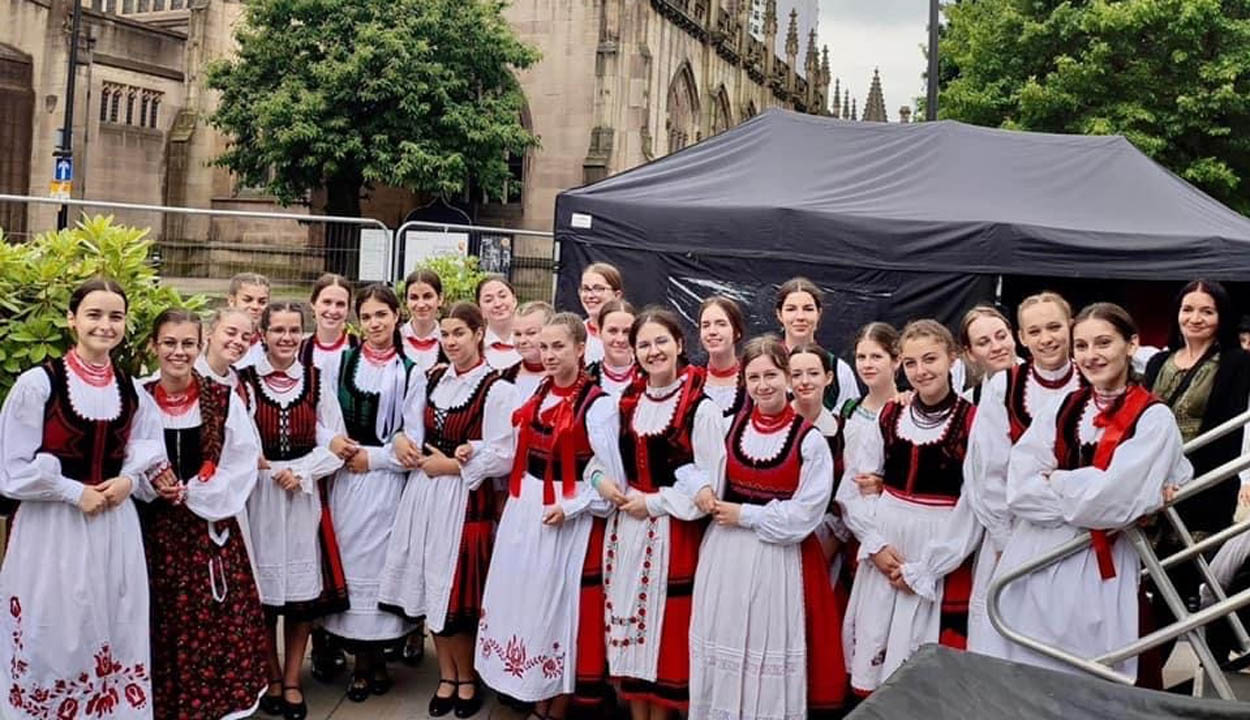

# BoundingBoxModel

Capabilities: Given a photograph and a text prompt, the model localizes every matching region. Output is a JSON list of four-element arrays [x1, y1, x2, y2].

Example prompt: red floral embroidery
[[478, 623, 565, 681], [603, 514, 655, 648], [6, 597, 149, 718]]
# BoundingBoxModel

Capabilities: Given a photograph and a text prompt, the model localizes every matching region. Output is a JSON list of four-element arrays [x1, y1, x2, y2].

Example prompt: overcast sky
[[817, 0, 930, 120]]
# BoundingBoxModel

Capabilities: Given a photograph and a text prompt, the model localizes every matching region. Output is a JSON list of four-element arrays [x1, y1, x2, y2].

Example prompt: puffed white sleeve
[[459, 380, 517, 491], [645, 399, 727, 521], [121, 380, 171, 499], [560, 395, 620, 519], [833, 358, 860, 413], [1044, 405, 1193, 529], [287, 378, 347, 495], [837, 414, 888, 558], [963, 372, 1013, 553], [1005, 401, 1066, 524], [184, 392, 261, 521], [0, 369, 85, 505], [737, 430, 834, 545], [899, 486, 985, 602]]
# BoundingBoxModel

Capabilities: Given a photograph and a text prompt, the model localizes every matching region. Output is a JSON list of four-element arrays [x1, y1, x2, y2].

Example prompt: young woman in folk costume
[[594, 307, 726, 719], [965, 292, 1082, 653], [839, 320, 982, 695], [319, 284, 427, 702], [476, 313, 627, 720], [294, 275, 360, 681], [981, 303, 1191, 680], [237, 302, 349, 719], [790, 343, 854, 588], [578, 262, 625, 366], [956, 305, 1019, 404], [140, 308, 269, 720], [300, 274, 358, 370], [0, 278, 168, 720], [587, 299, 640, 396], [478, 275, 522, 371], [500, 301, 554, 404], [697, 296, 748, 420], [688, 336, 845, 720], [226, 272, 271, 370], [774, 277, 859, 412], [401, 268, 446, 371], [196, 307, 257, 401], [378, 302, 517, 718]]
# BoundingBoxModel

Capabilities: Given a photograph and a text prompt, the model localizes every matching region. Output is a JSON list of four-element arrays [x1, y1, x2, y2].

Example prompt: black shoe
[[401, 634, 425, 666], [282, 686, 307, 720], [428, 679, 457, 717], [370, 666, 393, 696], [453, 680, 483, 718], [259, 681, 285, 716], [346, 675, 371, 703], [381, 643, 402, 663]]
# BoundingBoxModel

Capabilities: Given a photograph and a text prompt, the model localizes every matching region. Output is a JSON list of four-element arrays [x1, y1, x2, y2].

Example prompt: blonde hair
[[1016, 291, 1072, 326], [207, 306, 253, 332], [517, 300, 555, 323], [959, 305, 1011, 350], [900, 319, 958, 356], [546, 312, 588, 344], [742, 334, 790, 374]]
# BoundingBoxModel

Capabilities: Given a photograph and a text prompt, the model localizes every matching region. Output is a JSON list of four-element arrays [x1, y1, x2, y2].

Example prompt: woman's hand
[[258, 457, 271, 471], [620, 493, 651, 520], [345, 451, 370, 474], [454, 444, 475, 464], [542, 505, 566, 526], [420, 445, 461, 477], [694, 486, 717, 514], [273, 468, 301, 492], [394, 433, 420, 468], [96, 476, 134, 507], [871, 545, 905, 577], [855, 473, 884, 497], [78, 487, 108, 516], [711, 500, 742, 527], [330, 435, 360, 461], [595, 477, 628, 506]]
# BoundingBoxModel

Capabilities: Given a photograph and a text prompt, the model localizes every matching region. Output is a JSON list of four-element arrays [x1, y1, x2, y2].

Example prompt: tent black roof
[[556, 108, 1250, 280], [847, 645, 1250, 720]]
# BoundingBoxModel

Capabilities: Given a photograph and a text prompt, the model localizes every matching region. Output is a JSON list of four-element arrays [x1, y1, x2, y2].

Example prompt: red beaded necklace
[[155, 380, 199, 416], [1031, 362, 1075, 390], [314, 333, 348, 352], [708, 361, 740, 379], [750, 404, 795, 433], [362, 343, 398, 365], [263, 365, 300, 393], [522, 359, 545, 372], [406, 334, 438, 352], [601, 362, 635, 383], [66, 348, 114, 388]]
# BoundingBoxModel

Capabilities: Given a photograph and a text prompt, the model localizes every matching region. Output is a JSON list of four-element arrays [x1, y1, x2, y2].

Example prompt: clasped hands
[[392, 433, 467, 477], [79, 475, 135, 515], [595, 480, 737, 526]]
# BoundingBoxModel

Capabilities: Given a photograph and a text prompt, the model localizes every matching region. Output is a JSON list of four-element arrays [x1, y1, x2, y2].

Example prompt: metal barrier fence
[[988, 406, 1250, 700], [0, 195, 558, 300]]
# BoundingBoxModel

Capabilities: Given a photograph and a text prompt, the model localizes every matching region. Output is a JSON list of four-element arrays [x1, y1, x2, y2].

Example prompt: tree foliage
[[0, 216, 207, 403], [205, 0, 539, 215], [940, 0, 1250, 213], [397, 253, 488, 307]]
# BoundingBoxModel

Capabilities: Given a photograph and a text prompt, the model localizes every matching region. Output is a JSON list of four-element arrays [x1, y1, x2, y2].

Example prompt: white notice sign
[[403, 231, 468, 276], [357, 228, 392, 282]]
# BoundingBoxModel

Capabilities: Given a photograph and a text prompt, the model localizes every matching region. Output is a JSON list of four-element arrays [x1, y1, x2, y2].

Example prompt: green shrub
[[396, 253, 489, 308], [0, 215, 208, 403]]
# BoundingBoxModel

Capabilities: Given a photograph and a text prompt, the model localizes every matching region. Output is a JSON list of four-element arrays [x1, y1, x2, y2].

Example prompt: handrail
[[1184, 406, 1250, 455]]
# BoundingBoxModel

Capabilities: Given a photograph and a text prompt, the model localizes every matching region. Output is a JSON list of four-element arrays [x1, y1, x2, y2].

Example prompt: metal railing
[[393, 219, 557, 301], [987, 405, 1250, 700]]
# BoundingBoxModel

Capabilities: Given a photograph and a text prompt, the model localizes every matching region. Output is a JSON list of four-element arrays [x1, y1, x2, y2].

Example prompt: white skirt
[[377, 471, 469, 634], [323, 467, 414, 642], [966, 534, 1003, 654], [476, 475, 592, 702], [843, 492, 952, 692], [247, 463, 324, 605], [688, 523, 806, 720], [1, 500, 153, 719], [975, 519, 1139, 679]]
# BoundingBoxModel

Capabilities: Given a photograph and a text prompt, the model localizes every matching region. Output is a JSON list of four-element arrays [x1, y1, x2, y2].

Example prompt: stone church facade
[[2, 0, 834, 267]]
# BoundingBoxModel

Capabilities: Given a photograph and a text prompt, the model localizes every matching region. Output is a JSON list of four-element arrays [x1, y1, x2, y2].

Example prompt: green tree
[[940, 0, 1250, 213], [205, 0, 539, 221]]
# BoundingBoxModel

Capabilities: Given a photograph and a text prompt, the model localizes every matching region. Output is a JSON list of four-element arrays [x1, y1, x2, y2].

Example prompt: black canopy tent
[[553, 109, 1250, 357]]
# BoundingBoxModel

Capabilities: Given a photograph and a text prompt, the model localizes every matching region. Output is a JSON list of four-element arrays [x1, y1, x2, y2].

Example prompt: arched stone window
[[710, 85, 733, 134], [665, 62, 699, 154]]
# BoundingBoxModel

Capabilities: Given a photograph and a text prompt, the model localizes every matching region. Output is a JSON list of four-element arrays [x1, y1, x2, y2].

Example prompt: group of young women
[[0, 262, 1231, 720]]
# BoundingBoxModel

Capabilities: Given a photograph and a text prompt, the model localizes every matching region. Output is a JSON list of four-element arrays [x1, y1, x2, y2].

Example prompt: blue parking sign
[[54, 157, 72, 182]]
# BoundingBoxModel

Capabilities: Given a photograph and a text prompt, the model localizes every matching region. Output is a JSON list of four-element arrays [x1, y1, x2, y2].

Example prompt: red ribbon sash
[[1087, 385, 1155, 580]]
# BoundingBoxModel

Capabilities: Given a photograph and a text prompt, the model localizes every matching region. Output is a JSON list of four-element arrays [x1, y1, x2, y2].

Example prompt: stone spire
[[805, 29, 818, 73], [843, 89, 850, 119], [863, 68, 887, 122], [820, 46, 832, 114], [832, 78, 841, 118], [899, 106, 912, 124], [764, 0, 778, 76], [851, 97, 858, 121], [785, 8, 799, 63]]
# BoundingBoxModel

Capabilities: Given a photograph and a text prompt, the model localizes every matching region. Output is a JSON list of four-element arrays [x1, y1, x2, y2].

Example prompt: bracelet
[[590, 469, 604, 489]]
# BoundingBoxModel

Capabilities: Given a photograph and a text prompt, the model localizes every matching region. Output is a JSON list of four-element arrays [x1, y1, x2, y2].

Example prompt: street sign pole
[[55, 0, 84, 231]]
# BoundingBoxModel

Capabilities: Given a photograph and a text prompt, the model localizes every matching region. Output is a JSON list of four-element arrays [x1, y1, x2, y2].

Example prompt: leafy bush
[[0, 215, 208, 403], [396, 253, 489, 308]]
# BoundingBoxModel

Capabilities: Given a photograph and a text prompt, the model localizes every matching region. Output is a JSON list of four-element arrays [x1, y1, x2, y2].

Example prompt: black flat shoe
[[428, 679, 457, 717], [345, 676, 371, 703], [401, 634, 425, 666], [370, 667, 393, 696], [282, 686, 307, 720], [453, 680, 483, 718], [259, 681, 284, 716], [310, 648, 346, 683]]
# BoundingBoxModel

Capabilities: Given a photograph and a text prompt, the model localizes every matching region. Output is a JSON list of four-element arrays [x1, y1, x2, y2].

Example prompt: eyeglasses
[[580, 285, 612, 295]]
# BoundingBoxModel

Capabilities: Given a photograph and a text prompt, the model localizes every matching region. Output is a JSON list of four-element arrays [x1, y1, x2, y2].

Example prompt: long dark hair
[[1168, 279, 1237, 351], [70, 276, 128, 313], [629, 305, 689, 374], [355, 283, 403, 351]]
